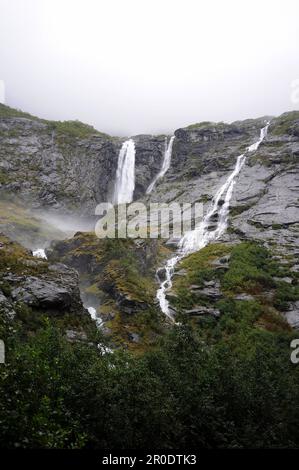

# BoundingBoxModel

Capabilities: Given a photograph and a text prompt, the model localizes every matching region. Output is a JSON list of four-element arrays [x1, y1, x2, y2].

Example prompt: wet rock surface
[[0, 106, 166, 214], [0, 105, 298, 338]]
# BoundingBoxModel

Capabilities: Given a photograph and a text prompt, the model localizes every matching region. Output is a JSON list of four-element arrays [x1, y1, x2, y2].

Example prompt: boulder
[[184, 306, 220, 317]]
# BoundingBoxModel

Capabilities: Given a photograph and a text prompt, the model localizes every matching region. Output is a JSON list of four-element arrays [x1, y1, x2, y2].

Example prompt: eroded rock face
[[1, 106, 298, 336], [0, 108, 167, 214], [144, 113, 299, 260], [132, 134, 166, 198], [229, 114, 299, 256], [0, 116, 120, 214], [9, 266, 83, 314]]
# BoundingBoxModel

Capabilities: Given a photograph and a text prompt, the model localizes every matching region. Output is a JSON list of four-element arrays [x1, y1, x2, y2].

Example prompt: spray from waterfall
[[113, 139, 136, 204], [157, 123, 270, 320], [146, 136, 175, 194]]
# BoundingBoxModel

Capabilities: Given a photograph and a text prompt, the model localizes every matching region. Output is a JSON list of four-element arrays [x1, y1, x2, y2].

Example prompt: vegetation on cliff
[[0, 107, 298, 448], [1, 235, 299, 448], [0, 103, 110, 139], [48, 232, 172, 352]]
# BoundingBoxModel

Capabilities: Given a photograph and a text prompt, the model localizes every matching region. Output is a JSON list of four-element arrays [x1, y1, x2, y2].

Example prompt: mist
[[0, 0, 298, 136]]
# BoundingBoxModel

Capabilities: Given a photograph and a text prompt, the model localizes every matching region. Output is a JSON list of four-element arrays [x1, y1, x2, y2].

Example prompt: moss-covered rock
[[0, 233, 92, 338], [47, 232, 172, 350], [171, 241, 297, 334]]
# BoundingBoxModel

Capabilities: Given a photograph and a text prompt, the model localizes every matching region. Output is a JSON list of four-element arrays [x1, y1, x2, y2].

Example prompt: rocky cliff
[[0, 104, 166, 213], [0, 103, 298, 349], [145, 112, 299, 254], [0, 233, 94, 340]]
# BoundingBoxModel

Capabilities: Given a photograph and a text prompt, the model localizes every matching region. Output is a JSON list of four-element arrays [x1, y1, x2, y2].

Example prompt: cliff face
[[2, 104, 297, 245], [0, 103, 298, 347], [0, 104, 166, 213], [145, 112, 299, 255], [0, 114, 118, 214], [0, 233, 91, 337]]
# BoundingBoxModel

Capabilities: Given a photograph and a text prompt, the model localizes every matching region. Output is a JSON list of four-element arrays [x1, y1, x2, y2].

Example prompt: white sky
[[0, 0, 298, 135]]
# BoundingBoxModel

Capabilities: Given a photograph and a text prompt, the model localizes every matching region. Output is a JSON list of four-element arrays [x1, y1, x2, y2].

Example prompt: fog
[[0, 0, 298, 136]]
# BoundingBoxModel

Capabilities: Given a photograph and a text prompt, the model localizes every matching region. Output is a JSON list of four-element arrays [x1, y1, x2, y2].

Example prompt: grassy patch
[[222, 242, 278, 294], [46, 120, 111, 140], [172, 241, 294, 336], [0, 103, 40, 120], [271, 111, 299, 136], [186, 121, 226, 130], [0, 103, 111, 140]]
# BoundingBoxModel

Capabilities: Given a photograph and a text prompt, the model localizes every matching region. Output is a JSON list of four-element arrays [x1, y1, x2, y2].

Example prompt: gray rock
[[273, 277, 293, 284], [11, 278, 71, 308], [0, 289, 16, 319], [189, 280, 223, 301], [7, 262, 85, 315], [284, 301, 299, 329], [100, 311, 116, 322], [66, 329, 88, 341], [128, 332, 140, 343], [234, 293, 255, 301], [184, 306, 220, 317]]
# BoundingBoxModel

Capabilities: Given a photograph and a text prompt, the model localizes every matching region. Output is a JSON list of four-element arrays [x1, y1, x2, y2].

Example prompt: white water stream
[[113, 139, 136, 204], [146, 136, 175, 194], [156, 123, 270, 320], [32, 248, 47, 259]]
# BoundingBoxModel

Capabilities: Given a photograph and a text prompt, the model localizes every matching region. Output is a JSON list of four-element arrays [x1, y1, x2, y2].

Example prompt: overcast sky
[[0, 0, 299, 136]]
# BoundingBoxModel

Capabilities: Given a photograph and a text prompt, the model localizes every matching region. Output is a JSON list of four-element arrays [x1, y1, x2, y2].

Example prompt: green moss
[[172, 243, 231, 311], [0, 234, 48, 275], [274, 281, 299, 311], [172, 241, 293, 336], [49, 232, 171, 351], [271, 111, 299, 136], [186, 121, 225, 130], [0, 103, 111, 140], [230, 203, 255, 216], [46, 120, 111, 140], [251, 152, 297, 167], [222, 242, 278, 294], [0, 169, 11, 184], [0, 103, 40, 120]]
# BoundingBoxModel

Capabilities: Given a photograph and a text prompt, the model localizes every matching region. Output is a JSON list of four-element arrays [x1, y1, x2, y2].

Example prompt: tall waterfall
[[157, 123, 270, 319], [146, 136, 175, 194], [113, 139, 136, 204]]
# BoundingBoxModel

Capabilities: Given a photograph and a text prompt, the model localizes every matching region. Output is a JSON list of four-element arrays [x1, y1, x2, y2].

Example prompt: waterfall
[[87, 306, 104, 329], [146, 136, 175, 194], [157, 123, 270, 320], [33, 248, 47, 259], [113, 139, 136, 204]]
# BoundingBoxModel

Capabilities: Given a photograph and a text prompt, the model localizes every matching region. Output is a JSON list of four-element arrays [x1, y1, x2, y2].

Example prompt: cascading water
[[146, 136, 175, 194], [33, 248, 47, 259], [87, 306, 104, 329], [157, 123, 270, 320], [113, 139, 136, 204]]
